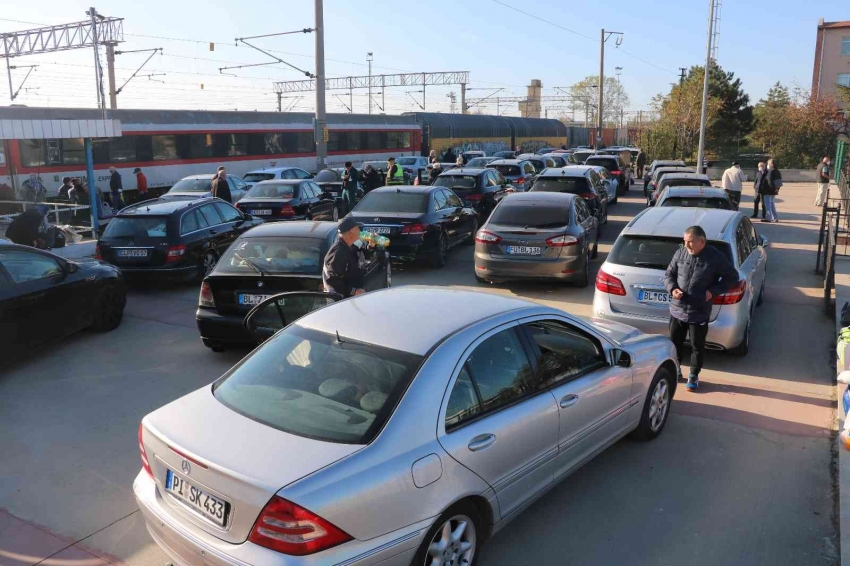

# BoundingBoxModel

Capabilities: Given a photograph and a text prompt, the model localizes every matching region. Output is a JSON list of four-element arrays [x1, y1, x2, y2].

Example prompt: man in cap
[[386, 157, 405, 185], [721, 161, 747, 211], [323, 217, 370, 297]]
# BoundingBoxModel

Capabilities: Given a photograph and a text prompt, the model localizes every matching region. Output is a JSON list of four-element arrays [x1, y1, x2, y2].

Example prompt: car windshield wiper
[[232, 252, 270, 276], [633, 261, 667, 269]]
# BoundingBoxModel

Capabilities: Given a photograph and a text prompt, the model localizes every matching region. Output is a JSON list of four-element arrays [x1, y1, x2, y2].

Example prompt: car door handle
[[559, 394, 579, 408], [209, 229, 217, 234], [468, 434, 496, 452]]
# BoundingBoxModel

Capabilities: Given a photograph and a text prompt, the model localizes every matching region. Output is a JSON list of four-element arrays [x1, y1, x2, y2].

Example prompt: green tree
[[568, 76, 630, 126], [687, 62, 754, 155]]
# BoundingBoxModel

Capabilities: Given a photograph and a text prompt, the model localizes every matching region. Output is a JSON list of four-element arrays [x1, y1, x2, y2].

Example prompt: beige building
[[519, 79, 542, 118], [812, 18, 850, 108]]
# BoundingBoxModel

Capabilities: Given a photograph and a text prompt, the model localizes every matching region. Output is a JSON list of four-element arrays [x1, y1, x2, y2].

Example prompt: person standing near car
[[763, 159, 782, 223], [665, 225, 738, 392], [721, 162, 747, 210], [210, 167, 232, 203], [362, 164, 381, 193], [752, 162, 767, 219], [636, 149, 647, 180], [323, 217, 369, 298], [815, 156, 831, 207], [134, 167, 148, 203], [108, 166, 124, 209], [341, 161, 359, 215], [386, 157, 404, 185], [57, 177, 73, 199]]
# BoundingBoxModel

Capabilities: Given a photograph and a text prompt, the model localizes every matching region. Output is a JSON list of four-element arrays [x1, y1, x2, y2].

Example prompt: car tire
[[412, 501, 482, 566], [90, 283, 126, 332], [201, 251, 218, 278], [465, 218, 479, 245], [729, 317, 750, 357], [332, 205, 340, 222], [610, 193, 618, 206], [591, 237, 599, 259], [385, 261, 392, 288], [631, 366, 673, 441], [757, 277, 765, 306], [575, 250, 590, 288], [432, 232, 448, 269]]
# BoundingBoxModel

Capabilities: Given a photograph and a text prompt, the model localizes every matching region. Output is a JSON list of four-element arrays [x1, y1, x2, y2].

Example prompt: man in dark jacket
[[752, 162, 767, 219], [361, 164, 381, 193], [322, 217, 367, 297], [763, 159, 781, 223], [6, 205, 54, 249], [210, 168, 232, 203], [341, 161, 359, 215], [635, 150, 647, 179], [108, 166, 124, 209], [665, 225, 738, 391], [57, 177, 73, 199]]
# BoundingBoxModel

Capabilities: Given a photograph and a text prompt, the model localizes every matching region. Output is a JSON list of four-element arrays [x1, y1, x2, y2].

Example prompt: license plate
[[249, 209, 273, 216], [507, 246, 541, 255], [239, 293, 275, 306], [638, 290, 671, 304], [116, 249, 149, 258], [366, 226, 392, 234], [165, 470, 228, 527]]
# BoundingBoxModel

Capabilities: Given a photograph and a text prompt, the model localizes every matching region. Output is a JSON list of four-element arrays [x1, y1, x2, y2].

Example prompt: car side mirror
[[65, 261, 79, 274], [613, 349, 632, 368], [759, 234, 769, 248], [243, 291, 343, 343], [242, 213, 253, 221]]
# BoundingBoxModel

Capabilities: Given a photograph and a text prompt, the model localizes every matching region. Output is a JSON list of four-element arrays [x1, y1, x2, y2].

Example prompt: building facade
[[812, 19, 850, 108]]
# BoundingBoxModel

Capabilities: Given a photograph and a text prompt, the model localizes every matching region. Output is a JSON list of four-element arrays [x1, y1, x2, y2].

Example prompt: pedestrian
[[341, 161, 359, 216], [752, 162, 767, 219], [428, 163, 442, 185], [442, 147, 456, 164], [815, 156, 831, 207], [210, 167, 232, 203], [720, 162, 747, 210], [322, 217, 371, 297], [361, 164, 381, 193], [665, 225, 739, 391], [134, 167, 149, 203], [455, 156, 465, 168], [57, 177, 73, 199], [108, 166, 124, 209], [385, 157, 404, 185], [636, 149, 647, 179], [428, 150, 438, 164], [6, 204, 55, 249], [21, 174, 46, 202], [763, 159, 782, 223]]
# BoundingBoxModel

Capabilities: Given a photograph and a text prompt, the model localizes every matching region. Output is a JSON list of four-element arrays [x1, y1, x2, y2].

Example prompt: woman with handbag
[[763, 159, 782, 223]]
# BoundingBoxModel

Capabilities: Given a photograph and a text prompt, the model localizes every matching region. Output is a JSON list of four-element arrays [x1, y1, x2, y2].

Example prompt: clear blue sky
[[0, 0, 845, 117]]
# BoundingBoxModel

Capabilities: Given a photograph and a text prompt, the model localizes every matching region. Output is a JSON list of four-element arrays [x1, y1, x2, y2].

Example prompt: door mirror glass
[[242, 213, 253, 221], [759, 234, 769, 247], [65, 261, 79, 274], [243, 291, 342, 342], [613, 349, 632, 368]]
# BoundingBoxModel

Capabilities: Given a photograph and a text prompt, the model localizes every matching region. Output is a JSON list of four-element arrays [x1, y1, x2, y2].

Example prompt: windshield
[[434, 175, 477, 190], [531, 177, 590, 194], [103, 216, 169, 238], [217, 236, 322, 274], [355, 191, 429, 213], [490, 165, 521, 176], [467, 157, 494, 167], [660, 179, 711, 189], [489, 203, 570, 228], [397, 157, 418, 165], [214, 325, 423, 444], [314, 170, 340, 183], [169, 177, 212, 193], [660, 197, 732, 209], [585, 158, 618, 172], [244, 173, 276, 183], [608, 236, 733, 270], [246, 183, 296, 199]]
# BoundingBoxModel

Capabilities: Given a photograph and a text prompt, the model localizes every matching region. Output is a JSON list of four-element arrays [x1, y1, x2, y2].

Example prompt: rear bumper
[[475, 252, 583, 282], [116, 264, 199, 281], [196, 307, 255, 346]]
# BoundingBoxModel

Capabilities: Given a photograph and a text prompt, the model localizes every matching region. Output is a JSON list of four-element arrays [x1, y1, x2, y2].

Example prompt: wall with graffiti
[[427, 137, 512, 157]]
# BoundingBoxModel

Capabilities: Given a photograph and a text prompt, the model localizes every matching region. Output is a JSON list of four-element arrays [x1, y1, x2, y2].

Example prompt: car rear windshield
[[169, 178, 211, 192], [213, 325, 423, 444], [608, 236, 733, 270], [585, 157, 618, 172], [434, 175, 478, 190], [355, 191, 429, 213], [246, 183, 296, 199], [489, 203, 570, 228], [531, 177, 590, 194], [661, 179, 710, 189], [313, 170, 339, 183], [572, 153, 593, 164], [490, 164, 521, 176], [396, 158, 418, 165], [216, 237, 322, 275], [659, 197, 732, 209], [103, 216, 169, 238], [243, 173, 275, 183]]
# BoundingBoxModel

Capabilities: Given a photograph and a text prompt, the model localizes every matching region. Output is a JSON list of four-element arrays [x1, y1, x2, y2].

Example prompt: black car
[[313, 168, 365, 221], [0, 243, 126, 357], [584, 154, 628, 193], [234, 179, 336, 222], [96, 197, 263, 281], [431, 167, 514, 223], [348, 185, 478, 268], [530, 168, 608, 227], [196, 221, 390, 351]]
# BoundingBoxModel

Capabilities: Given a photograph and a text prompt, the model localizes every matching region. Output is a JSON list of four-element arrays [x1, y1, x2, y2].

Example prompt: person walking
[[752, 162, 767, 219], [720, 161, 747, 210], [635, 149, 647, 180], [763, 159, 782, 223], [210, 167, 232, 203], [322, 217, 370, 297], [341, 161, 359, 215], [665, 225, 738, 391], [134, 168, 149, 203], [815, 156, 831, 207], [385, 157, 404, 185], [108, 166, 124, 209]]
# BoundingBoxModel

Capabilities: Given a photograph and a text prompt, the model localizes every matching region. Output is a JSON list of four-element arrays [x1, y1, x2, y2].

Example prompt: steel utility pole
[[696, 0, 716, 174], [106, 43, 117, 109], [597, 29, 622, 148], [367, 52, 373, 114], [314, 0, 327, 170], [88, 7, 104, 114]]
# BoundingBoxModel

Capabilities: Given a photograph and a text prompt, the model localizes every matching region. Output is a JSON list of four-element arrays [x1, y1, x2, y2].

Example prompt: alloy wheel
[[203, 252, 217, 276], [333, 206, 340, 222], [425, 514, 476, 566], [648, 378, 670, 432]]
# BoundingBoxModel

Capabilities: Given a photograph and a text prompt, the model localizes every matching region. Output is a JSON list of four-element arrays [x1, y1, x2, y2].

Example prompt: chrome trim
[[334, 530, 423, 566], [154, 455, 235, 533], [489, 447, 559, 492], [559, 400, 632, 451]]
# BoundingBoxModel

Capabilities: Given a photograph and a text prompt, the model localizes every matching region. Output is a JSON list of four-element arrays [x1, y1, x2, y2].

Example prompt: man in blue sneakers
[[665, 225, 738, 391]]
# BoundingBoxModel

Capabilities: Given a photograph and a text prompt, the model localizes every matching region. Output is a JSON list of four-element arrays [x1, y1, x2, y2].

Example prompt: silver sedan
[[135, 288, 678, 566]]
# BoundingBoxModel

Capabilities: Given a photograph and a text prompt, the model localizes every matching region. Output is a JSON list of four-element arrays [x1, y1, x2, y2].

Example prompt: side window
[[464, 328, 539, 415], [524, 320, 607, 387], [0, 250, 63, 283], [199, 204, 223, 226], [743, 217, 759, 249], [294, 169, 311, 179], [445, 191, 462, 208], [589, 171, 600, 187], [310, 182, 324, 196], [445, 366, 481, 431], [493, 171, 507, 185], [434, 190, 449, 211], [575, 199, 588, 222], [180, 210, 200, 235], [523, 162, 535, 175], [232, 177, 247, 191], [226, 177, 236, 191], [485, 172, 498, 187], [301, 183, 315, 198], [735, 222, 752, 265], [214, 201, 243, 222], [194, 207, 210, 229], [281, 169, 296, 179]]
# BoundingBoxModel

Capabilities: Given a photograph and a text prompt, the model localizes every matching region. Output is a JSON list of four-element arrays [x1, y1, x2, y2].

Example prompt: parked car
[[135, 287, 678, 566], [649, 173, 712, 206], [395, 156, 431, 181], [529, 166, 608, 227], [535, 147, 559, 154], [593, 207, 767, 356], [475, 192, 599, 287], [584, 154, 629, 193], [0, 243, 126, 357], [242, 167, 313, 188], [312, 168, 365, 220], [431, 167, 514, 223], [587, 164, 619, 206], [654, 186, 733, 209], [570, 150, 596, 164], [646, 167, 696, 205], [466, 156, 499, 167], [516, 154, 556, 173], [486, 159, 538, 191], [96, 197, 263, 281], [164, 174, 250, 203], [348, 185, 477, 268], [644, 160, 686, 188], [492, 150, 518, 159], [540, 153, 569, 167], [196, 221, 390, 351], [234, 179, 337, 222]]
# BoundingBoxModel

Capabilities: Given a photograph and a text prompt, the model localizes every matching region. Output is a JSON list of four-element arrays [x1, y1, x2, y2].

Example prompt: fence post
[[836, 140, 846, 187], [817, 203, 829, 274], [84, 138, 99, 237]]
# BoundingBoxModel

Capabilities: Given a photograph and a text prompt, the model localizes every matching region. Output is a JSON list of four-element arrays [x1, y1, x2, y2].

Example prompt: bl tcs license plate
[[638, 290, 671, 304], [165, 469, 228, 526]]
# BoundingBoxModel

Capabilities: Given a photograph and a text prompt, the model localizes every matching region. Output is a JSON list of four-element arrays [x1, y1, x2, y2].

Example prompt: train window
[[0, 143, 5, 166], [20, 140, 45, 167], [263, 133, 283, 154], [347, 132, 361, 151], [366, 131, 381, 151], [61, 139, 86, 165], [135, 136, 154, 162], [327, 131, 344, 152], [296, 132, 313, 153], [401, 132, 411, 149], [108, 136, 137, 162], [152, 135, 178, 161], [247, 134, 266, 156], [386, 132, 400, 149], [188, 134, 215, 159], [226, 134, 248, 156]]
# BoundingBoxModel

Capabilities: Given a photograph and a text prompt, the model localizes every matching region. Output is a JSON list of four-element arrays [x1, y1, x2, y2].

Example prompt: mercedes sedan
[[136, 288, 678, 566]]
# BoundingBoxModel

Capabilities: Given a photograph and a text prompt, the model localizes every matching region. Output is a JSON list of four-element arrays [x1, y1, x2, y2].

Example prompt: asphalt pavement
[[0, 182, 838, 566]]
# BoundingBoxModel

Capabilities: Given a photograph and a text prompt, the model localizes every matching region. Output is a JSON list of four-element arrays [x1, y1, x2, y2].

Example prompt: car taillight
[[475, 230, 502, 244], [610, 170, 621, 176], [249, 496, 352, 556], [596, 270, 627, 296], [401, 223, 428, 235], [95, 242, 103, 260], [138, 423, 153, 479], [279, 204, 295, 217], [546, 234, 578, 247], [165, 244, 188, 264], [199, 282, 215, 307], [464, 193, 483, 202], [713, 279, 746, 305], [516, 177, 526, 185], [578, 192, 596, 200]]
